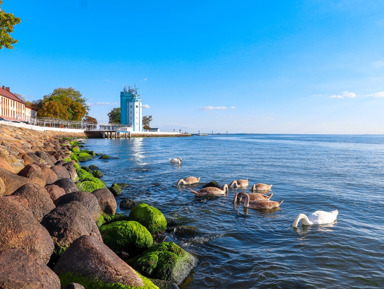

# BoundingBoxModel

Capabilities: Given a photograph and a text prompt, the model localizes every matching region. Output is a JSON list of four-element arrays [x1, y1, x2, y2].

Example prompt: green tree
[[143, 115, 152, 130], [37, 88, 88, 121], [108, 107, 120, 123], [0, 0, 21, 49]]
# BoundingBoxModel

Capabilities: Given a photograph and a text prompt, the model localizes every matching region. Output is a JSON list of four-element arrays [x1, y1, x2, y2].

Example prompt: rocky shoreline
[[0, 124, 197, 289]]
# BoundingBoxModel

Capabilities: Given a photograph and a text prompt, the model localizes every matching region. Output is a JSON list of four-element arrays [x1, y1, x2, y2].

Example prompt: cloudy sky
[[2, 0, 384, 133]]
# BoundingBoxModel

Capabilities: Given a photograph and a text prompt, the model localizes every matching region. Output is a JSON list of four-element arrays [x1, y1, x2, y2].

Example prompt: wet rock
[[12, 183, 55, 222], [132, 242, 198, 285], [45, 184, 66, 203], [120, 198, 138, 210], [51, 165, 71, 179], [129, 203, 167, 234], [109, 183, 122, 196], [17, 163, 46, 187], [62, 282, 85, 289], [100, 220, 153, 257], [0, 196, 54, 263], [92, 188, 117, 215], [172, 225, 200, 238], [92, 169, 103, 178], [54, 178, 79, 194], [54, 235, 146, 288], [151, 279, 180, 289], [202, 181, 221, 189], [99, 154, 110, 159], [56, 191, 101, 222], [41, 201, 102, 251], [0, 168, 33, 196], [0, 249, 60, 289]]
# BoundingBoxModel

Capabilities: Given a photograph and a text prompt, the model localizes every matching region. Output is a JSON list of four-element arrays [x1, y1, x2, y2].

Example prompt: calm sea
[[84, 134, 384, 289]]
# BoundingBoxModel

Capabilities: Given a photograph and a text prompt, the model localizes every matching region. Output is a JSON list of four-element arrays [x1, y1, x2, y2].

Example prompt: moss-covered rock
[[77, 152, 93, 162], [100, 221, 153, 256], [81, 166, 93, 173], [128, 203, 167, 235], [132, 242, 197, 285], [97, 213, 130, 228], [110, 183, 123, 196], [92, 170, 104, 178], [72, 147, 81, 153], [202, 181, 221, 189], [99, 154, 110, 160], [77, 181, 104, 193], [77, 168, 94, 182], [89, 165, 100, 171], [59, 272, 158, 289], [70, 154, 79, 163]]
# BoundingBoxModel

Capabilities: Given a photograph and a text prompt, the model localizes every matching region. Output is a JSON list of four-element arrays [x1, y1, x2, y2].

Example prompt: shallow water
[[84, 134, 384, 289]]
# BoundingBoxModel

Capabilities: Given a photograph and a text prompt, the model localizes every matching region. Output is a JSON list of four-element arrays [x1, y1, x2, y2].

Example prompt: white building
[[120, 86, 142, 132]]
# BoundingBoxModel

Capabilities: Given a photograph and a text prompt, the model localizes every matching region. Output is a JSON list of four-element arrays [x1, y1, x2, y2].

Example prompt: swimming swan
[[170, 157, 182, 165], [250, 183, 273, 192], [177, 176, 201, 186], [229, 179, 249, 188], [233, 192, 273, 203], [292, 210, 338, 228], [234, 192, 283, 209], [191, 184, 229, 196]]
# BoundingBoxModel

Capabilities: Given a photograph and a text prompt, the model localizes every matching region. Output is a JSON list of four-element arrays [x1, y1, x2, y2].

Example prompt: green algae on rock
[[128, 203, 167, 235], [96, 213, 130, 228], [100, 220, 153, 256], [59, 272, 159, 289], [92, 170, 104, 178], [132, 242, 197, 285], [110, 183, 123, 196], [77, 180, 106, 193]]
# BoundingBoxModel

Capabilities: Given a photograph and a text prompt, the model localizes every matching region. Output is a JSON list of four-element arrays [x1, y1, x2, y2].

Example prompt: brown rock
[[22, 153, 37, 166], [63, 162, 78, 181], [12, 183, 55, 222], [0, 196, 54, 263], [51, 165, 71, 179], [0, 157, 14, 172], [54, 178, 79, 194], [0, 249, 61, 289], [45, 184, 66, 203], [27, 152, 44, 164], [62, 283, 85, 289], [41, 201, 102, 250], [17, 163, 46, 187], [54, 236, 144, 287], [56, 191, 101, 222], [0, 178, 5, 195], [35, 151, 55, 166], [35, 163, 59, 185], [0, 168, 33, 196], [93, 188, 117, 215]]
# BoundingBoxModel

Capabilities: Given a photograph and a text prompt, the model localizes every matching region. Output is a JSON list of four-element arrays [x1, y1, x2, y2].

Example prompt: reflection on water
[[84, 135, 384, 289]]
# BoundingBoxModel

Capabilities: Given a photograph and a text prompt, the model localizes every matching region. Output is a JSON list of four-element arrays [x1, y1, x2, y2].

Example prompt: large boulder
[[35, 151, 55, 166], [132, 242, 198, 285], [0, 157, 14, 172], [45, 184, 66, 203], [100, 220, 153, 257], [41, 201, 102, 252], [36, 163, 59, 185], [0, 249, 61, 289], [54, 236, 156, 288], [0, 168, 33, 196], [54, 178, 79, 194], [129, 203, 167, 235], [12, 183, 56, 222], [17, 163, 46, 187], [0, 177, 5, 195], [55, 191, 101, 222], [92, 188, 117, 215], [63, 162, 78, 181], [0, 196, 54, 263], [51, 165, 71, 179]]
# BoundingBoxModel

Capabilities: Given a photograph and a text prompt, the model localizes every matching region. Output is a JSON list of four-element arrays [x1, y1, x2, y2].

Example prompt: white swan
[[292, 210, 338, 228], [170, 157, 182, 165], [177, 176, 201, 186]]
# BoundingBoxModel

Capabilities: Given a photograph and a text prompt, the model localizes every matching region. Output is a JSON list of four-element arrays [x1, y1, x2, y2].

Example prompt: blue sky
[[1, 0, 384, 133]]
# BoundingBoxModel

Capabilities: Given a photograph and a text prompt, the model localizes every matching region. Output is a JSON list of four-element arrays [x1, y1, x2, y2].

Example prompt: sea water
[[84, 134, 384, 289]]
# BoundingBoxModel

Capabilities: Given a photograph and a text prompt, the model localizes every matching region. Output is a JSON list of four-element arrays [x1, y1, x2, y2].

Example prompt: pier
[[84, 130, 191, 138]]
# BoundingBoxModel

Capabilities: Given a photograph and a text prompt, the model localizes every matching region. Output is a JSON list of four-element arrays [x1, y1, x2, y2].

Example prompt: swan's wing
[[309, 211, 337, 224]]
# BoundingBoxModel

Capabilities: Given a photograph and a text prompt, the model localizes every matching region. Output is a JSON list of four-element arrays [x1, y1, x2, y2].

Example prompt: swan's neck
[[177, 179, 184, 186], [292, 214, 313, 228], [229, 181, 237, 188], [241, 193, 250, 207], [222, 184, 228, 194]]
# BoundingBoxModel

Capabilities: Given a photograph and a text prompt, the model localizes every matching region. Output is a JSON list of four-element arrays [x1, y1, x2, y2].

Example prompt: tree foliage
[[143, 115, 152, 130], [84, 116, 97, 124], [0, 0, 21, 49], [37, 87, 88, 121], [108, 107, 121, 124]]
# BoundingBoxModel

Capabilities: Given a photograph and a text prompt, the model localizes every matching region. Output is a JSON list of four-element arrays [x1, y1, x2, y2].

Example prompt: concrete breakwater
[[0, 124, 196, 289]]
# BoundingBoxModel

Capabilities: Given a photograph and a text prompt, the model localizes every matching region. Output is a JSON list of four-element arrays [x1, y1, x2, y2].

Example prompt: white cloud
[[330, 91, 356, 99], [142, 104, 150, 108], [368, 92, 384, 98], [143, 77, 148, 81], [200, 106, 235, 111]]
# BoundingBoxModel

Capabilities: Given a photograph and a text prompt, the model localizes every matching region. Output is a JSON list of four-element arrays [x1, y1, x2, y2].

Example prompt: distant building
[[120, 86, 142, 132], [0, 85, 37, 123]]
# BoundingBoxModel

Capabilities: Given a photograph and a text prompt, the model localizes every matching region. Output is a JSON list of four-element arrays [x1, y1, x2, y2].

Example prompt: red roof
[[0, 86, 24, 103]]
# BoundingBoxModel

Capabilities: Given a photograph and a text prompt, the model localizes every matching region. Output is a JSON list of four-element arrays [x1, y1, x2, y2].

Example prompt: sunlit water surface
[[84, 134, 384, 289]]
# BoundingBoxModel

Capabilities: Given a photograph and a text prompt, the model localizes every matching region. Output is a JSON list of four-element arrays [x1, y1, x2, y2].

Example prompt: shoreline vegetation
[[0, 124, 197, 289]]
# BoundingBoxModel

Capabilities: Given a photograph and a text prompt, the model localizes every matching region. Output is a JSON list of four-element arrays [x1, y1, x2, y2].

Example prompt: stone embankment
[[0, 124, 197, 289]]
